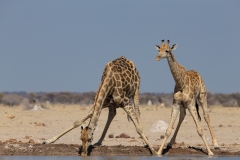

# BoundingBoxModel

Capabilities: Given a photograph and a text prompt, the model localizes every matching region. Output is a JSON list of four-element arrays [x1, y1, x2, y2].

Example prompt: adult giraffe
[[43, 56, 157, 156]]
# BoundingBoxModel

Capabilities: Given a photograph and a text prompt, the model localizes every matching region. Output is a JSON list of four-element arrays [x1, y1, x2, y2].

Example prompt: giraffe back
[[95, 56, 140, 106], [181, 70, 206, 98]]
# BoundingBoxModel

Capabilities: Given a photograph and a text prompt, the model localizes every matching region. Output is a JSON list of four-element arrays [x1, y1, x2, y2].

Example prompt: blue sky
[[0, 1, 240, 93]]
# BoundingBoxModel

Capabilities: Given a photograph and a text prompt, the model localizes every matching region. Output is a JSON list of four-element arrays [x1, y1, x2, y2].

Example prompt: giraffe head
[[155, 40, 177, 61], [80, 126, 93, 156]]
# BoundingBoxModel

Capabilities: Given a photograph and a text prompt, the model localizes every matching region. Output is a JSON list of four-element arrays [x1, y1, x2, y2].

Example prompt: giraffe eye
[[166, 50, 169, 53]]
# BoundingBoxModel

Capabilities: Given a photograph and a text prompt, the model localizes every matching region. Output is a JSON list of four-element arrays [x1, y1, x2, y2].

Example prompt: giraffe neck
[[87, 69, 112, 130], [167, 56, 186, 89]]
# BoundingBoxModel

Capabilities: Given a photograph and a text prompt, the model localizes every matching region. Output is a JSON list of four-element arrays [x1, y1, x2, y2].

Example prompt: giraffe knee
[[136, 126, 143, 135], [137, 129, 143, 135], [204, 114, 210, 122], [165, 128, 172, 138], [200, 92, 207, 99], [135, 107, 140, 114], [73, 120, 82, 128], [197, 127, 203, 137], [204, 114, 209, 119]]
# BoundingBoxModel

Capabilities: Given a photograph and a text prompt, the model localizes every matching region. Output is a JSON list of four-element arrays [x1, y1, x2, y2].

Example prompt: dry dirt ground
[[0, 104, 239, 156]]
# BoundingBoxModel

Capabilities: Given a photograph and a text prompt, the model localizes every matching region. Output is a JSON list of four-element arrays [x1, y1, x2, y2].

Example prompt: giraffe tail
[[127, 115, 132, 122], [195, 102, 201, 121]]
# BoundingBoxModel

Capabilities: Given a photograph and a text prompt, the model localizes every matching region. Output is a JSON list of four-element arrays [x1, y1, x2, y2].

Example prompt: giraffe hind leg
[[198, 93, 219, 149], [132, 87, 148, 147], [122, 101, 157, 155], [188, 104, 214, 155]]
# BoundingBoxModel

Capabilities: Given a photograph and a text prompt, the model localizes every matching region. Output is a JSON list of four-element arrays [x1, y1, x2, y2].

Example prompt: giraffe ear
[[155, 45, 160, 51], [171, 44, 177, 50]]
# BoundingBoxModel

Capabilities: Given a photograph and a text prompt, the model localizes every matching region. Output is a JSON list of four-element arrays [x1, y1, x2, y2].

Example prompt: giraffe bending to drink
[[155, 40, 219, 155], [43, 56, 156, 156]]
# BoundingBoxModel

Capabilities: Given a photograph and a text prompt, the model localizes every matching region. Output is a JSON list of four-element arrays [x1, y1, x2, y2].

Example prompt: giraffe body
[[43, 56, 156, 156], [80, 56, 156, 156], [155, 40, 219, 156]]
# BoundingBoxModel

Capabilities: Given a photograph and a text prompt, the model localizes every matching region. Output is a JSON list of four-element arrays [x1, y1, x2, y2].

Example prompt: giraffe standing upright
[[43, 56, 156, 156], [155, 40, 219, 155]]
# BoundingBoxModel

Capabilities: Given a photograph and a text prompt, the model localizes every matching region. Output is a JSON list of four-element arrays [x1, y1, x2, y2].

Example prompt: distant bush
[[2, 94, 23, 106], [207, 93, 239, 107], [0, 91, 239, 107], [0, 93, 4, 103]]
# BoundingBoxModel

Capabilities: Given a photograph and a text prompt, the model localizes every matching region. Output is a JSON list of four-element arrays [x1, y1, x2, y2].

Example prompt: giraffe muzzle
[[81, 152, 87, 156], [156, 56, 161, 61]]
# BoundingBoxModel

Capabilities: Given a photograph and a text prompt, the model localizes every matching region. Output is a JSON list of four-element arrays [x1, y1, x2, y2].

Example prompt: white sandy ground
[[0, 104, 239, 152]]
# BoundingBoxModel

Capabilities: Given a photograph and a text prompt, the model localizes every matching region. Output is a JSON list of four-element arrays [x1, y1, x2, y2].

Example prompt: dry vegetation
[[0, 92, 240, 109]]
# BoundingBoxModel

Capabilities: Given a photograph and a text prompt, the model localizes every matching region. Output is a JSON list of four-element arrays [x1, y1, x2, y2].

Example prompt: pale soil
[[0, 104, 239, 155]]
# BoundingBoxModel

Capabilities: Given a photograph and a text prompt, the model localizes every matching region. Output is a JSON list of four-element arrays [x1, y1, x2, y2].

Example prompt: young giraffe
[[43, 56, 156, 156], [155, 40, 219, 155]]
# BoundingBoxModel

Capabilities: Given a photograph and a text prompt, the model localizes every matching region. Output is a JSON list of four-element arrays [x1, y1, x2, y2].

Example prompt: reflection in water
[[0, 156, 240, 160]]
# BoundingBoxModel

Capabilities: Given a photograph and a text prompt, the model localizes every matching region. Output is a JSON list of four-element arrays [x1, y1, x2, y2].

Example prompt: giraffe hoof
[[208, 152, 214, 156], [214, 147, 220, 150], [152, 150, 158, 155], [157, 151, 163, 156], [167, 143, 172, 148], [81, 153, 87, 156], [143, 144, 149, 148]]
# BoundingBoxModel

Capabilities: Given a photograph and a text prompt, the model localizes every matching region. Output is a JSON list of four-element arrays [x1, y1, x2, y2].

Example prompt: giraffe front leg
[[122, 104, 157, 155], [188, 104, 214, 156], [157, 103, 180, 155], [168, 104, 186, 147], [94, 105, 116, 146], [43, 107, 94, 144]]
